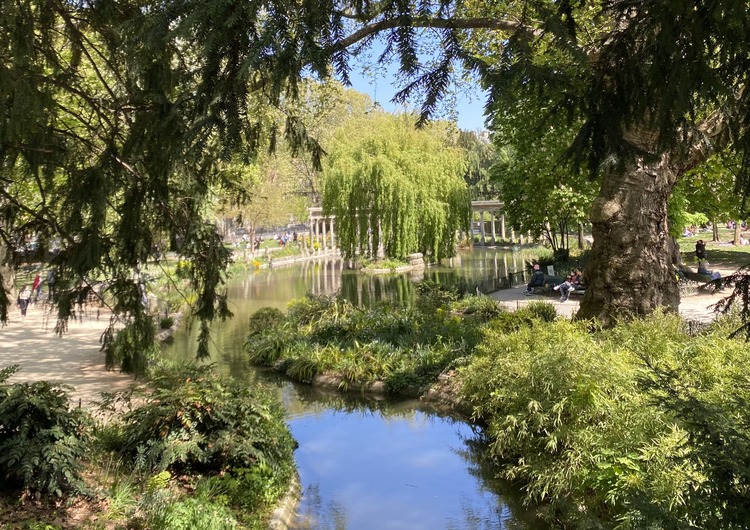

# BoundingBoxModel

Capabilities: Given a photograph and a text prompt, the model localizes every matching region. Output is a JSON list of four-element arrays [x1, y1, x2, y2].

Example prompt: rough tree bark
[[577, 153, 680, 325], [0, 226, 15, 323]]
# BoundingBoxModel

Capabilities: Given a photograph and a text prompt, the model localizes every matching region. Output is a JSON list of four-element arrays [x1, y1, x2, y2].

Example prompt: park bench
[[677, 268, 718, 292], [532, 275, 564, 295]]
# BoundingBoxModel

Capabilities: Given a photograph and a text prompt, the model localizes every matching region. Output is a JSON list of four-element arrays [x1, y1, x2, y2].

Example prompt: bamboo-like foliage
[[322, 112, 470, 261]]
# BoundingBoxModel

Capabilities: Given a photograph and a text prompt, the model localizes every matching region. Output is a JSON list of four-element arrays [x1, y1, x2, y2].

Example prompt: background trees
[[322, 112, 470, 261], [490, 91, 596, 256]]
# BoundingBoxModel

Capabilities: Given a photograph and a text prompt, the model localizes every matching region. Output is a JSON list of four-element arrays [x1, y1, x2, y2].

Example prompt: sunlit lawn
[[679, 227, 750, 269]]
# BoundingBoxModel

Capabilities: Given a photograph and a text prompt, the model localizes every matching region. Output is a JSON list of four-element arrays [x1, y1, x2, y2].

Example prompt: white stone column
[[322, 220, 328, 251], [480, 210, 486, 245], [501, 214, 506, 240], [491, 213, 497, 245]]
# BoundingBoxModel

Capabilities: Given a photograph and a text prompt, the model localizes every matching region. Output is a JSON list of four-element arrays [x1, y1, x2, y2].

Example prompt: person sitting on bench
[[697, 259, 721, 281], [524, 264, 545, 295], [554, 274, 577, 302]]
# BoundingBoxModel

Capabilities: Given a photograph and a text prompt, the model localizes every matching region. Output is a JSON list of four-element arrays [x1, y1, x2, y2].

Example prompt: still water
[[164, 249, 543, 529]]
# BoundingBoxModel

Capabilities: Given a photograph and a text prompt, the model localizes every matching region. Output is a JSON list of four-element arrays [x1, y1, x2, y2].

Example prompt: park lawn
[[678, 227, 750, 270]]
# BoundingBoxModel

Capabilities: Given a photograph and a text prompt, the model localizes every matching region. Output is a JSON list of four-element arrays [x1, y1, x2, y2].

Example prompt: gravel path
[[490, 284, 727, 323], [0, 302, 135, 408]]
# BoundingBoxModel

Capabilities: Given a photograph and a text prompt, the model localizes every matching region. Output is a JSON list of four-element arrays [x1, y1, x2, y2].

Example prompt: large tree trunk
[[0, 232, 15, 323], [577, 153, 680, 325]]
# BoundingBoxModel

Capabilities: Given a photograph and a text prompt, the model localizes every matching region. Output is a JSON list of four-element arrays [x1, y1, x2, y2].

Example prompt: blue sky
[[344, 53, 489, 132]]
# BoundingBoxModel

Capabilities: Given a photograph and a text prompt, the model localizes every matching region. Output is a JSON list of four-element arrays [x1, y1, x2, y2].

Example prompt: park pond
[[163, 248, 544, 529]]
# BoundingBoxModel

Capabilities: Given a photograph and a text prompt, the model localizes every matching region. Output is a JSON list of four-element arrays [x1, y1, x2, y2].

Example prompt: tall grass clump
[[245, 288, 521, 394], [459, 310, 750, 528]]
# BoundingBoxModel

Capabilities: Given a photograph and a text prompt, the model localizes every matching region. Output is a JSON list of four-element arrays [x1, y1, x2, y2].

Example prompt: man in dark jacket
[[524, 264, 545, 295]]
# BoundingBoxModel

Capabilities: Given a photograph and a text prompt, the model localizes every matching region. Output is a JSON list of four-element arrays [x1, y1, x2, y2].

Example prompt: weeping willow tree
[[322, 112, 470, 261]]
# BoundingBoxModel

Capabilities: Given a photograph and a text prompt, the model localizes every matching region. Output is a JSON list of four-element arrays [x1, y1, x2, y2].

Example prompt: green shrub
[[0, 366, 91, 497], [525, 301, 558, 322], [245, 327, 299, 365], [159, 316, 175, 329], [450, 294, 505, 320], [102, 364, 296, 485], [246, 307, 285, 338], [459, 311, 750, 528]]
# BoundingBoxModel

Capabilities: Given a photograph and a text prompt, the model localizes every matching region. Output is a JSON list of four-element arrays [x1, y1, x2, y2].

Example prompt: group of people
[[16, 268, 56, 321], [523, 264, 585, 302], [554, 268, 585, 302], [275, 232, 297, 246]]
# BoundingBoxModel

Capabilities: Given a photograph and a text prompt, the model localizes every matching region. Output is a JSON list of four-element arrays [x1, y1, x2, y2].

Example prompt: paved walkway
[[491, 284, 728, 323], [0, 302, 135, 408]]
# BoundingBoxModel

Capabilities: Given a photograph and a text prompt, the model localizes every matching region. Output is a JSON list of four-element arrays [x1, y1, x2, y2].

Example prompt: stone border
[[268, 473, 301, 530]]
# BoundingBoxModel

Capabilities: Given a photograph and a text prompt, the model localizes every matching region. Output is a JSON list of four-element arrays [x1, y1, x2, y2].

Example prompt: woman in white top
[[17, 286, 32, 321]]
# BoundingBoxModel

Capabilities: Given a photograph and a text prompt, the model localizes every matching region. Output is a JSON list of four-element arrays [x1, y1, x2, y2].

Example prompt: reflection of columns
[[491, 213, 497, 244], [330, 219, 335, 249], [480, 210, 486, 245], [323, 260, 329, 292], [322, 220, 328, 251], [501, 214, 506, 240]]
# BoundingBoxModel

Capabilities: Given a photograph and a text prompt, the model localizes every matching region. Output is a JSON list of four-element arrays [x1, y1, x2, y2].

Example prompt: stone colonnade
[[469, 200, 533, 246], [308, 207, 336, 251], [308, 202, 532, 249]]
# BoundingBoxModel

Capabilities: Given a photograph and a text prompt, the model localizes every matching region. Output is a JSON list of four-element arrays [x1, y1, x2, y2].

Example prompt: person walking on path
[[17, 285, 32, 321], [32, 273, 42, 303], [46, 268, 57, 302]]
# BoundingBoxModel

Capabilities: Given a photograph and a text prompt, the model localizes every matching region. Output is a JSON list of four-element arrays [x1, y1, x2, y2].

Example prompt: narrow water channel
[[163, 249, 544, 529]]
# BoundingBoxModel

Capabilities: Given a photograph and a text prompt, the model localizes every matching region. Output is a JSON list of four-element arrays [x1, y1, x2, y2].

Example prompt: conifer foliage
[[5, 0, 750, 325]]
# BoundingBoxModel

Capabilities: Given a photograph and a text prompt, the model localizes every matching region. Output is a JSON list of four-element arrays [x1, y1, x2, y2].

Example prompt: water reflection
[[256, 374, 538, 530]]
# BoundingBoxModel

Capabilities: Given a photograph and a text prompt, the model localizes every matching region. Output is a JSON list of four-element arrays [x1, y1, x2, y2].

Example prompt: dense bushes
[[100, 364, 296, 481], [244, 290, 532, 393], [459, 311, 750, 528], [0, 366, 91, 497], [0, 362, 297, 528], [92, 363, 297, 528]]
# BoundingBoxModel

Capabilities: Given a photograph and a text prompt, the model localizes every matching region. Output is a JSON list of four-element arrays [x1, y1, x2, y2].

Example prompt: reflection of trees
[[339, 272, 417, 307], [452, 433, 547, 529], [293, 483, 348, 530]]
